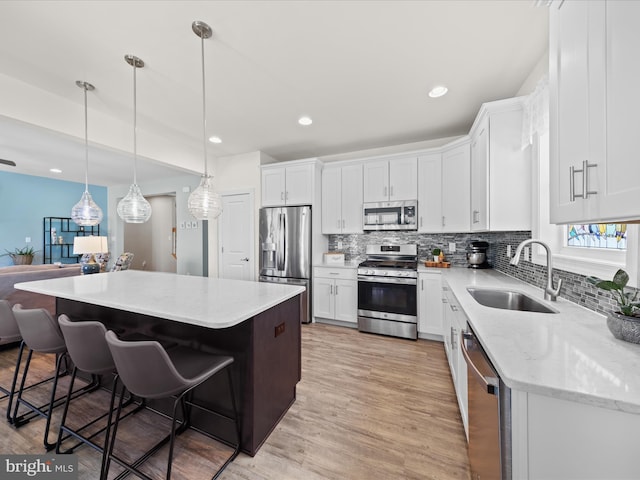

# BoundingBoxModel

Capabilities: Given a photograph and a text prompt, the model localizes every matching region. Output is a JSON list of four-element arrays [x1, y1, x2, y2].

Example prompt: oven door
[[357, 276, 417, 322]]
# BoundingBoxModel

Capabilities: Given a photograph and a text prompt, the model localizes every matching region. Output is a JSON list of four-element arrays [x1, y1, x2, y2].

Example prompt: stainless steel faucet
[[510, 239, 562, 301]]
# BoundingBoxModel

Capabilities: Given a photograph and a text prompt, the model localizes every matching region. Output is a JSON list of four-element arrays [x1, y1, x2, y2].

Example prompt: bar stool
[[0, 300, 22, 401], [104, 330, 241, 480], [56, 315, 141, 457], [10, 304, 99, 450]]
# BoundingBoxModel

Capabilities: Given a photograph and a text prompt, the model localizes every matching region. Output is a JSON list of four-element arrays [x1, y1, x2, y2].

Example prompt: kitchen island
[[15, 270, 305, 456]]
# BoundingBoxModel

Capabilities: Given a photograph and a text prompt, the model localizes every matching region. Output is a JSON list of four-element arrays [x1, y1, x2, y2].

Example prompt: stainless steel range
[[357, 244, 418, 340]]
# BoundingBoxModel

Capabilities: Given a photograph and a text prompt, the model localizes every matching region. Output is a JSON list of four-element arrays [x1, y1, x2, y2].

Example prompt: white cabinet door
[[334, 279, 357, 323], [442, 284, 455, 374], [313, 277, 334, 319], [261, 167, 286, 207], [418, 153, 443, 233], [418, 272, 443, 337], [321, 167, 342, 234], [340, 164, 363, 233], [363, 160, 389, 203], [470, 119, 489, 231], [389, 157, 417, 201], [550, 0, 640, 223], [442, 142, 471, 233], [285, 163, 314, 205]]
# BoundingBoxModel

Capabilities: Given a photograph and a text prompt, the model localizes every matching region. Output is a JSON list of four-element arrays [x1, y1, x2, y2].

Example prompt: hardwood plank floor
[[0, 323, 470, 479]]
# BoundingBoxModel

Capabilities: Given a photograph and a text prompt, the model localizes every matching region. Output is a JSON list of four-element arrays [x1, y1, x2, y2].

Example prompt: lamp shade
[[73, 236, 108, 255]]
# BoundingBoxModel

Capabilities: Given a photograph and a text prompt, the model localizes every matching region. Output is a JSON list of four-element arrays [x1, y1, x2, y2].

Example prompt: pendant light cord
[[83, 85, 89, 193], [132, 60, 138, 185], [200, 32, 208, 177]]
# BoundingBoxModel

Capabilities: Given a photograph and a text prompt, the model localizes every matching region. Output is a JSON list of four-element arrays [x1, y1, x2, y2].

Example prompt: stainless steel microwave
[[363, 200, 417, 231]]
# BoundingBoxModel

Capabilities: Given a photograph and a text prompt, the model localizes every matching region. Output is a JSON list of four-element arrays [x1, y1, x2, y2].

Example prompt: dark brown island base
[[15, 271, 304, 456]]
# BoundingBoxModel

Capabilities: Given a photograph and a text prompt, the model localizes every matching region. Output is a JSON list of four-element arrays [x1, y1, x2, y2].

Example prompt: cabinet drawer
[[314, 267, 357, 280]]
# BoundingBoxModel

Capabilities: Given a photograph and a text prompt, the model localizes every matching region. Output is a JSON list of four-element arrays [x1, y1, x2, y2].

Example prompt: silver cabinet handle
[[335, 285, 339, 295], [442, 216, 445, 227], [384, 186, 388, 198], [450, 304, 458, 312], [285, 191, 289, 201], [569, 165, 576, 202], [281, 191, 284, 201], [421, 279, 424, 290], [390, 185, 394, 197], [337, 220, 340, 229], [472, 210, 480, 224], [451, 326, 457, 349], [570, 161, 598, 201], [329, 272, 339, 275], [583, 160, 597, 198], [442, 298, 447, 303], [342, 219, 345, 229], [330, 284, 333, 295]]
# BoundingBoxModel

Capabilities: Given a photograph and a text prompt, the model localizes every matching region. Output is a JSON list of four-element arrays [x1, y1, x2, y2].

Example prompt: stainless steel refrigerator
[[259, 205, 312, 323]]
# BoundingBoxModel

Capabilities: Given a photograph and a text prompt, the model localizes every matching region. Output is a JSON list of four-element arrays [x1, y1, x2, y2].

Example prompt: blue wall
[[0, 171, 108, 266]]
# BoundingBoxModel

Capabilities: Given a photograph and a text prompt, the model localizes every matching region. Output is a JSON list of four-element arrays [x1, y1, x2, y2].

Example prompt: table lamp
[[73, 236, 108, 275]]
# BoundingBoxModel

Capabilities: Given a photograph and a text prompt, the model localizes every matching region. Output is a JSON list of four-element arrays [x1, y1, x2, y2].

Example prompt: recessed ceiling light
[[298, 116, 313, 126], [50, 168, 62, 173], [208, 136, 222, 144], [428, 86, 448, 98]]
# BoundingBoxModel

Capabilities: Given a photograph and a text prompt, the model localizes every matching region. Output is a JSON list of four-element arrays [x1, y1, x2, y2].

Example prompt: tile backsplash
[[328, 230, 637, 318]]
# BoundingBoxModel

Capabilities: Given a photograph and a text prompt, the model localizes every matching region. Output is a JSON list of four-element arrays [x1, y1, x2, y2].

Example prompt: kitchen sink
[[466, 287, 557, 314]]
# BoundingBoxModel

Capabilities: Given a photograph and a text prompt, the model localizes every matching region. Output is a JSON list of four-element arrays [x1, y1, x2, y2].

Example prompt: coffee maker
[[467, 241, 490, 269]]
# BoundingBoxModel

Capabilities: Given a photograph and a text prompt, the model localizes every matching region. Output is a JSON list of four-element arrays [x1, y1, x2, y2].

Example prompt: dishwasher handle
[[461, 331, 499, 396]]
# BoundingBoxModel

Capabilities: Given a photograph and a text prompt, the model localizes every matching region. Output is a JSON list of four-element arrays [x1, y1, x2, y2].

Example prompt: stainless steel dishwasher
[[461, 327, 511, 480]]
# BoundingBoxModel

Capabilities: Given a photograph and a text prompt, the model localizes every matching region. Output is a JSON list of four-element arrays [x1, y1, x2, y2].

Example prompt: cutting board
[[424, 261, 451, 268]]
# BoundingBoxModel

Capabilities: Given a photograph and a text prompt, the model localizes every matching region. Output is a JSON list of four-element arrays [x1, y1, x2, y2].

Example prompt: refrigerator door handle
[[277, 213, 285, 271], [282, 211, 287, 271]]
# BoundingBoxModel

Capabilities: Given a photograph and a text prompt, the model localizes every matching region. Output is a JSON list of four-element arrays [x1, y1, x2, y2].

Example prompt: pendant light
[[187, 20, 222, 220], [71, 81, 104, 227], [117, 54, 152, 223]]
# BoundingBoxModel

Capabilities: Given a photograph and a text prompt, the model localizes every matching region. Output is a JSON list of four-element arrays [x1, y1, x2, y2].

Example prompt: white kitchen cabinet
[[550, 0, 640, 223], [321, 163, 363, 234], [469, 98, 530, 232], [417, 152, 442, 232], [442, 281, 468, 436], [313, 267, 358, 324], [363, 156, 417, 203], [261, 160, 317, 207], [441, 140, 471, 233], [417, 271, 443, 339], [511, 391, 640, 479]]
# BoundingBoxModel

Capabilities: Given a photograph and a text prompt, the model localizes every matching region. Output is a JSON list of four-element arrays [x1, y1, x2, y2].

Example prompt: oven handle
[[357, 276, 417, 285]]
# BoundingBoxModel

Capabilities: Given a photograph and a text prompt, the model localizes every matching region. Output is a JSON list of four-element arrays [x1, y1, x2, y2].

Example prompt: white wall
[[109, 174, 204, 276], [207, 151, 267, 277], [516, 50, 549, 97]]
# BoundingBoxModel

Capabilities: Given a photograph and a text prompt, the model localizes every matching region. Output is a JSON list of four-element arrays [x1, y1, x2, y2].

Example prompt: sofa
[[0, 264, 81, 316]]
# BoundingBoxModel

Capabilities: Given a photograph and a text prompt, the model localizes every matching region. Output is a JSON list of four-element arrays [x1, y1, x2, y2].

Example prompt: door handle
[[240, 257, 249, 262]]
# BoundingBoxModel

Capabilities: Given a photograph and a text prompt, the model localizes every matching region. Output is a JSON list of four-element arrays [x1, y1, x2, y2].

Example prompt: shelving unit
[[43, 217, 99, 264]]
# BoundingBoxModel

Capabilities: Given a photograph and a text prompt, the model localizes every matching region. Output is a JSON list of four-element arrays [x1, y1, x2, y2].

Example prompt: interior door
[[219, 192, 254, 281]]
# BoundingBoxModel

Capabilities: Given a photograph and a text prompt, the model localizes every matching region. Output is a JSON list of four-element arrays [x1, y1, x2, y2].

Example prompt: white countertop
[[15, 270, 305, 329], [438, 268, 640, 415]]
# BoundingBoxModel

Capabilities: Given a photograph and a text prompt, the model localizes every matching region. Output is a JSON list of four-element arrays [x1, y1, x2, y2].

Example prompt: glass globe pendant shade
[[117, 184, 152, 223], [188, 174, 222, 220], [71, 190, 104, 226]]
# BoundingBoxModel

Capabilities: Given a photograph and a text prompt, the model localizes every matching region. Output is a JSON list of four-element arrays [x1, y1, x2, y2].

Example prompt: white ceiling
[[0, 0, 548, 187]]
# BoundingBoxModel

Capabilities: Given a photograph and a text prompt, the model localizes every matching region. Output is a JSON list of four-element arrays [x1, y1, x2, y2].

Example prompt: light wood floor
[[0, 323, 470, 479]]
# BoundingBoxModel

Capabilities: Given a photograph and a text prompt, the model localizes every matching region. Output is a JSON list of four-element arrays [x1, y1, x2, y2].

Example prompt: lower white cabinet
[[313, 267, 358, 324], [442, 281, 469, 437], [417, 271, 443, 338]]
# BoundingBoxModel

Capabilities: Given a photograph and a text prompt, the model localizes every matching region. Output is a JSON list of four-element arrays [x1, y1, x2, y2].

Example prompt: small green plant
[[2, 246, 36, 256], [432, 248, 441, 256], [587, 269, 640, 317]]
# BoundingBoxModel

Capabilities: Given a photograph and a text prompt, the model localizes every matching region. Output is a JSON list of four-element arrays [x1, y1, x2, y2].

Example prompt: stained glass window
[[566, 224, 627, 250]]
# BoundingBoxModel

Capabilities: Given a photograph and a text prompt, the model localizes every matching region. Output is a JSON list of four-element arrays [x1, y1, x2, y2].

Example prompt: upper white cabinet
[[469, 98, 530, 231], [261, 160, 318, 207], [322, 163, 363, 234], [550, 0, 640, 223], [441, 140, 471, 233], [363, 156, 417, 203], [417, 152, 442, 232]]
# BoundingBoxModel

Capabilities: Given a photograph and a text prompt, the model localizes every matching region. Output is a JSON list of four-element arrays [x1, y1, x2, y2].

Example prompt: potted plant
[[587, 269, 640, 343], [432, 248, 441, 263], [2, 246, 37, 265]]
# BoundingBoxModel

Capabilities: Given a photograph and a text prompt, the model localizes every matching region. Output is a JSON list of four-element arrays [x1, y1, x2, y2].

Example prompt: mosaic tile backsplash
[[328, 230, 638, 318]]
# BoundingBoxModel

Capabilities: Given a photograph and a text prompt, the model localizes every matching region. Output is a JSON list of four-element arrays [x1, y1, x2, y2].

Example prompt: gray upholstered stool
[[0, 299, 22, 401], [10, 305, 98, 450], [104, 330, 241, 480], [56, 315, 141, 461]]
